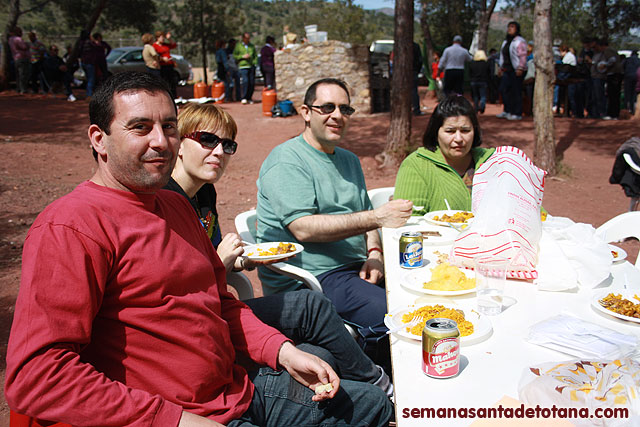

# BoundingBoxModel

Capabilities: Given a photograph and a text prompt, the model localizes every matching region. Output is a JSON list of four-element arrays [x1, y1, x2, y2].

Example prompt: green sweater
[[393, 146, 495, 215], [232, 42, 257, 69]]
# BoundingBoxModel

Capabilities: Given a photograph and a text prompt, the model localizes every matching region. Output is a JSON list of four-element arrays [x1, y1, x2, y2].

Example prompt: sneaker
[[248, 100, 254, 104], [241, 99, 248, 104], [507, 114, 522, 120], [496, 111, 509, 118], [602, 115, 617, 121], [67, 94, 77, 102], [552, 106, 558, 114]]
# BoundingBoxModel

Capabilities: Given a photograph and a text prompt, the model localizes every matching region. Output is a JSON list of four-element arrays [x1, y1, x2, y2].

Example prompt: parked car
[[107, 46, 193, 85], [74, 46, 193, 86]]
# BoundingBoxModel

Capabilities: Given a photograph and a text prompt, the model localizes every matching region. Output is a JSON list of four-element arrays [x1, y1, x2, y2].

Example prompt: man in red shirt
[[4, 72, 391, 426]]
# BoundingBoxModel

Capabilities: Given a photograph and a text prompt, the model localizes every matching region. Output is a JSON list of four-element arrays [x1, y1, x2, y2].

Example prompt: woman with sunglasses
[[164, 103, 395, 405], [164, 102, 253, 272], [393, 95, 495, 215]]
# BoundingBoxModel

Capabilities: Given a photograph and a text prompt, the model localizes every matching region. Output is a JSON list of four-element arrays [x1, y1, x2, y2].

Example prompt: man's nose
[[149, 124, 170, 150]]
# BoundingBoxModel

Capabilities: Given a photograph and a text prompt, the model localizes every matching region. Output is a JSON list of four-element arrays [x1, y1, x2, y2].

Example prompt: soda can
[[422, 318, 460, 378], [399, 231, 423, 268]]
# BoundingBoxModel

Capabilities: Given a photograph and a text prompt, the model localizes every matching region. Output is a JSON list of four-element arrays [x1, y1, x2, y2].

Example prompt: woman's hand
[[217, 233, 245, 272]]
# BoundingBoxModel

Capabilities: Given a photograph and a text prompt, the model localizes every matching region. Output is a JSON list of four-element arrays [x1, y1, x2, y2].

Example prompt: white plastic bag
[[451, 146, 546, 279], [519, 358, 640, 426]]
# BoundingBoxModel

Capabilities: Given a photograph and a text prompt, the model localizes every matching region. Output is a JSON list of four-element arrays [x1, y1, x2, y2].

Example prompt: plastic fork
[[387, 315, 422, 335]]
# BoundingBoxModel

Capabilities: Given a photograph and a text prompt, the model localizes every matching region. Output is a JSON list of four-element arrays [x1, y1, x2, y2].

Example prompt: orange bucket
[[193, 81, 208, 98], [262, 88, 277, 116], [212, 81, 225, 103]]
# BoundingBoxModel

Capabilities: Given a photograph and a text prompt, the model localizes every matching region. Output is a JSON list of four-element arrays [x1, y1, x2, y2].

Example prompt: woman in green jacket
[[394, 95, 495, 215]]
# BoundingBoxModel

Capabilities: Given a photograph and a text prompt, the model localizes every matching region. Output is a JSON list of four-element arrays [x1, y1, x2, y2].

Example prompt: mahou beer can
[[399, 231, 423, 268], [422, 318, 460, 378]]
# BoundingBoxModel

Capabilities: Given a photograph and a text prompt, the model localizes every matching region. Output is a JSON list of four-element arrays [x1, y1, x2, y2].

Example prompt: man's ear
[[88, 124, 107, 157], [299, 104, 312, 123]]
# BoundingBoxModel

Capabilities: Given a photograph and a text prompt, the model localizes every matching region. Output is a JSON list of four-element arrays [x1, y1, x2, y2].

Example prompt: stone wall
[[274, 40, 371, 114]]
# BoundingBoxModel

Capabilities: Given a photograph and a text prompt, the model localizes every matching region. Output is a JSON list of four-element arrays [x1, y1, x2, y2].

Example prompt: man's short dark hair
[[89, 71, 175, 159], [303, 78, 351, 106], [422, 95, 482, 151]]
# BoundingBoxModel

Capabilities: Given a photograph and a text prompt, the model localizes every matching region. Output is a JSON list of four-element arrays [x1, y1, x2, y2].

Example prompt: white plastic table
[[382, 222, 640, 426]]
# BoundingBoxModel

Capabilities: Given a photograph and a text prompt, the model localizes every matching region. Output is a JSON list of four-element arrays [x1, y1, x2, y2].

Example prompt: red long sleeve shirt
[[5, 181, 288, 426]]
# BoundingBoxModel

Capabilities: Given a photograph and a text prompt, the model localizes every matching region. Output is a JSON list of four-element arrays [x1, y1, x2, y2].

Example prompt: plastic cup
[[474, 256, 509, 315]]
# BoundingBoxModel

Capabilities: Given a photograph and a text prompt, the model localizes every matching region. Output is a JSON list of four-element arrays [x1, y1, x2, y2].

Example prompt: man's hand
[[217, 233, 245, 272], [374, 199, 412, 228], [178, 411, 225, 427], [359, 252, 384, 284], [515, 69, 524, 77], [277, 342, 340, 402], [243, 53, 250, 59]]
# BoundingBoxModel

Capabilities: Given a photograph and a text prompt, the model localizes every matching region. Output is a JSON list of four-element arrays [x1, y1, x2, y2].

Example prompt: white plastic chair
[[235, 209, 357, 337], [367, 187, 394, 209], [623, 153, 640, 211], [234, 210, 323, 292], [595, 211, 640, 267], [226, 271, 255, 300]]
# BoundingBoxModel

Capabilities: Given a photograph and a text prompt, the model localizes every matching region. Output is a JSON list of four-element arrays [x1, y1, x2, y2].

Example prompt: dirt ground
[[1, 85, 639, 422]]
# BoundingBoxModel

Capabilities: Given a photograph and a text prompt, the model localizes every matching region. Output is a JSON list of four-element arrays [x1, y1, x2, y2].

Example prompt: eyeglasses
[[307, 103, 355, 116], [182, 131, 237, 154]]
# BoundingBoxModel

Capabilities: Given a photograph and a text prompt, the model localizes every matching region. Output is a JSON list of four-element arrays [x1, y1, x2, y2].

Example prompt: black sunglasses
[[307, 103, 355, 116], [183, 131, 237, 154]]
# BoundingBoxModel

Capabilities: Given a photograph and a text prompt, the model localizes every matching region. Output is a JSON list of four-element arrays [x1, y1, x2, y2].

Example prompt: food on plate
[[247, 242, 296, 257], [433, 250, 449, 264], [423, 262, 476, 291], [401, 304, 474, 337], [540, 210, 547, 222], [314, 383, 334, 394], [599, 293, 640, 318], [433, 211, 474, 223], [611, 250, 619, 259]]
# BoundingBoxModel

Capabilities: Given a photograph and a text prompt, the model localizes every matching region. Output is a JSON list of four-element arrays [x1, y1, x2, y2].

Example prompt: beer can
[[399, 231, 423, 268], [422, 318, 460, 378]]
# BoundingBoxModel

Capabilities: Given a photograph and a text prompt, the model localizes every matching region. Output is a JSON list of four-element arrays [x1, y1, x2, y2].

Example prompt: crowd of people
[[5, 64, 498, 424], [430, 21, 639, 121]]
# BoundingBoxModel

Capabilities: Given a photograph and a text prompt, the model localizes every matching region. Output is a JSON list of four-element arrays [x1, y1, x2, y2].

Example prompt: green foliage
[[236, 0, 394, 46], [419, 0, 479, 48], [502, 0, 640, 48]]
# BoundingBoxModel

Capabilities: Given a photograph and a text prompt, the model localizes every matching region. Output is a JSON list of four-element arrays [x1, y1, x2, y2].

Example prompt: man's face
[[94, 90, 179, 192], [243, 33, 251, 44], [302, 84, 351, 151]]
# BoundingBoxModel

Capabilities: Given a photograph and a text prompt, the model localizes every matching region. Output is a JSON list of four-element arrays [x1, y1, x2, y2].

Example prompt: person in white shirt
[[438, 35, 472, 96], [554, 44, 581, 117]]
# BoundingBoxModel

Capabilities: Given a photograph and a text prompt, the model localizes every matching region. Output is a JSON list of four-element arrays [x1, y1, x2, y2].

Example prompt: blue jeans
[[82, 63, 96, 97], [228, 369, 392, 426], [234, 291, 392, 426], [243, 290, 380, 382], [624, 75, 638, 114], [226, 69, 242, 101], [317, 263, 390, 373], [470, 81, 487, 112], [239, 67, 256, 101]]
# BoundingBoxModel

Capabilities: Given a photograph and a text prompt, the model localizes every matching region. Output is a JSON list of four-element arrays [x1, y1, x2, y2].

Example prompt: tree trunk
[[598, 0, 608, 40], [66, 0, 110, 72], [476, 0, 498, 52], [200, 0, 208, 85], [380, 0, 414, 169], [532, 0, 556, 176], [0, 0, 21, 91]]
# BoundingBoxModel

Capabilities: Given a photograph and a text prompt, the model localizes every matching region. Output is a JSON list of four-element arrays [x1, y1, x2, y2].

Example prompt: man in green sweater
[[233, 32, 257, 104]]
